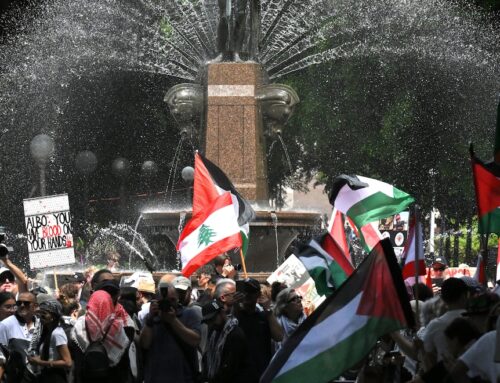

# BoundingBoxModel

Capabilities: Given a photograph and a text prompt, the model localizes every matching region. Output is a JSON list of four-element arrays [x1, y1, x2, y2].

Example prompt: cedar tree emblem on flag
[[198, 225, 216, 247]]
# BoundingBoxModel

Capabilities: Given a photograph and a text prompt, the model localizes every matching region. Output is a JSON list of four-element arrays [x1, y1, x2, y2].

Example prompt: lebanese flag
[[473, 254, 487, 286], [327, 208, 351, 264], [329, 174, 414, 231], [470, 146, 500, 235], [193, 152, 254, 255], [401, 217, 426, 282], [261, 239, 414, 383], [177, 192, 242, 277]]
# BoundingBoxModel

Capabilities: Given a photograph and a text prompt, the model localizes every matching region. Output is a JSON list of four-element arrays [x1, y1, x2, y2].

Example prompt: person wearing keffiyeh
[[71, 285, 134, 383], [202, 300, 251, 383]]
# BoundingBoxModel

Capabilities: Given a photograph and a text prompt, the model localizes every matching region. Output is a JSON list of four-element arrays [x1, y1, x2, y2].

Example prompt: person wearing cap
[[233, 278, 283, 382], [124, 271, 156, 328], [28, 299, 72, 383], [140, 283, 201, 383], [202, 299, 250, 383], [0, 246, 29, 296], [422, 277, 469, 372]]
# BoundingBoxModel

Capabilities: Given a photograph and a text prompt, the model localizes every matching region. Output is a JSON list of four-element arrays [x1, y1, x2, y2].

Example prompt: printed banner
[[267, 254, 326, 315], [23, 194, 75, 269], [378, 211, 409, 260]]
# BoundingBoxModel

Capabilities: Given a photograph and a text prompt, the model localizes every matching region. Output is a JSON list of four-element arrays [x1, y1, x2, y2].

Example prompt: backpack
[[82, 324, 111, 380]]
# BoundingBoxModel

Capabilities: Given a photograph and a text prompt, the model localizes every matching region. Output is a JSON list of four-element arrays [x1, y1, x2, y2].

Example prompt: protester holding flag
[[273, 288, 306, 350], [260, 239, 414, 383]]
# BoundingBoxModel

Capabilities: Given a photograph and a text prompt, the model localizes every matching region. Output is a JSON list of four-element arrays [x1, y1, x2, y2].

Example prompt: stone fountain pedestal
[[205, 63, 268, 201], [142, 62, 321, 272]]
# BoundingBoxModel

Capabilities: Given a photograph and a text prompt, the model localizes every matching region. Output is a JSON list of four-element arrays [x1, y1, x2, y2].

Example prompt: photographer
[[0, 236, 29, 296], [233, 278, 283, 382], [140, 283, 201, 383]]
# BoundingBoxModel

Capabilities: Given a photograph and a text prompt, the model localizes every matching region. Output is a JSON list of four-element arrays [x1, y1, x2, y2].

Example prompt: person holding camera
[[0, 240, 29, 297], [140, 283, 201, 383]]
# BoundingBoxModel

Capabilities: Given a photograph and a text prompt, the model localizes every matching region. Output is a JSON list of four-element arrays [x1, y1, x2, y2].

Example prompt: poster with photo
[[378, 211, 409, 260]]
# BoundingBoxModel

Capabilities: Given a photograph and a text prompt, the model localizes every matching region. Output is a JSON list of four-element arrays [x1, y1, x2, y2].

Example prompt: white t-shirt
[[40, 326, 67, 361], [138, 301, 151, 326], [422, 309, 465, 361], [0, 314, 38, 345], [460, 330, 500, 382]]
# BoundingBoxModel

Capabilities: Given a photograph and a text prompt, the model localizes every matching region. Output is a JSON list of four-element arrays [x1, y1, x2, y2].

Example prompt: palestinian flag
[[193, 152, 255, 255], [261, 239, 414, 383], [177, 192, 242, 277], [298, 233, 354, 296], [470, 146, 500, 235], [329, 175, 414, 231], [401, 216, 426, 282], [327, 208, 352, 265]]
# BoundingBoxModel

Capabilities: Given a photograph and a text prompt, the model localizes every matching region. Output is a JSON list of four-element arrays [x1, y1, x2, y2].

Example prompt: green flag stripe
[[478, 209, 500, 235], [346, 190, 414, 229], [273, 317, 405, 383], [240, 230, 249, 257]]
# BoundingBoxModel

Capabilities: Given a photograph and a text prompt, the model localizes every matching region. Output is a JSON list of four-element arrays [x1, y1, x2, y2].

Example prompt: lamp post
[[181, 166, 194, 206], [75, 150, 98, 221], [141, 160, 158, 197], [112, 157, 130, 223], [30, 134, 55, 197]]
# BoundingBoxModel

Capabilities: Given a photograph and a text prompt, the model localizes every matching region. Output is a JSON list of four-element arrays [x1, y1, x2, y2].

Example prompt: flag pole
[[413, 204, 421, 326], [239, 248, 248, 279]]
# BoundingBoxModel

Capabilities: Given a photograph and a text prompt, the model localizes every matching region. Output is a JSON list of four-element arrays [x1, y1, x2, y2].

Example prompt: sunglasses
[[288, 295, 303, 303], [16, 300, 33, 307]]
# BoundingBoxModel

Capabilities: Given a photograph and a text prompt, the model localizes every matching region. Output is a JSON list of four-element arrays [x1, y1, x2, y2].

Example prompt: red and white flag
[[401, 217, 426, 282], [177, 192, 242, 277], [327, 208, 352, 265]]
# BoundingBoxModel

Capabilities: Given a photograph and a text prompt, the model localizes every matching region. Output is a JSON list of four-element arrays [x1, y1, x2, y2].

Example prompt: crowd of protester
[[0, 250, 498, 382]]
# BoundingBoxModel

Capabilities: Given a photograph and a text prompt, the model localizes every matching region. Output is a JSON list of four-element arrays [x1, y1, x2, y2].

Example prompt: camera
[[158, 299, 173, 312], [234, 264, 243, 272]]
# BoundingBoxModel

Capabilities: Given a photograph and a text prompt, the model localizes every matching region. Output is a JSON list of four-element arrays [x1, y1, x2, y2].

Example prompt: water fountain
[[0, 0, 499, 273]]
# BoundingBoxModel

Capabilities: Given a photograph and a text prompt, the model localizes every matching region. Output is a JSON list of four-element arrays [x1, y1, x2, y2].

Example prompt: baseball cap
[[173, 276, 192, 291], [432, 257, 447, 269], [202, 300, 222, 323], [62, 272, 86, 284], [0, 268, 15, 282], [240, 278, 260, 294]]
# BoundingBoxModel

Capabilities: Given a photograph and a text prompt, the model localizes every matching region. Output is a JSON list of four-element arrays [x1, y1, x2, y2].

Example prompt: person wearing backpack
[[71, 286, 133, 383], [27, 299, 72, 383]]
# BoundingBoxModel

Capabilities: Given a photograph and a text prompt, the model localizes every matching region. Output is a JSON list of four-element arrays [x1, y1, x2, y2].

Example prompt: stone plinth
[[206, 62, 268, 201]]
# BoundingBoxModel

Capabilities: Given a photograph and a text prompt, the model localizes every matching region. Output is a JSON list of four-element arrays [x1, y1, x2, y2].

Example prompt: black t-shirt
[[235, 309, 272, 381]]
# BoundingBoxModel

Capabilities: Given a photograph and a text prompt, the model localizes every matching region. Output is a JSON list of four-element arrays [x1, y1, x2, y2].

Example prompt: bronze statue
[[213, 0, 260, 62]]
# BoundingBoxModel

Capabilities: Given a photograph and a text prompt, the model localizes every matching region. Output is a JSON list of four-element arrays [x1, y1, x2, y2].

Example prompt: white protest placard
[[23, 194, 75, 269]]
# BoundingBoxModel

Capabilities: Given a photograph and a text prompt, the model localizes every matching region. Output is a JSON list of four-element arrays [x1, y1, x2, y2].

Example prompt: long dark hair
[[38, 311, 63, 361]]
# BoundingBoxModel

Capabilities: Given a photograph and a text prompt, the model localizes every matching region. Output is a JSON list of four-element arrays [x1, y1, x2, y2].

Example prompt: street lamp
[[112, 158, 131, 223], [30, 134, 55, 196], [181, 166, 194, 205], [141, 160, 158, 197], [75, 150, 98, 221]]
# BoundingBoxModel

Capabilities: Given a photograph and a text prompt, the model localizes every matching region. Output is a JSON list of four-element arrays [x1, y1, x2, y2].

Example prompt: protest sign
[[23, 194, 75, 269], [267, 254, 325, 315]]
